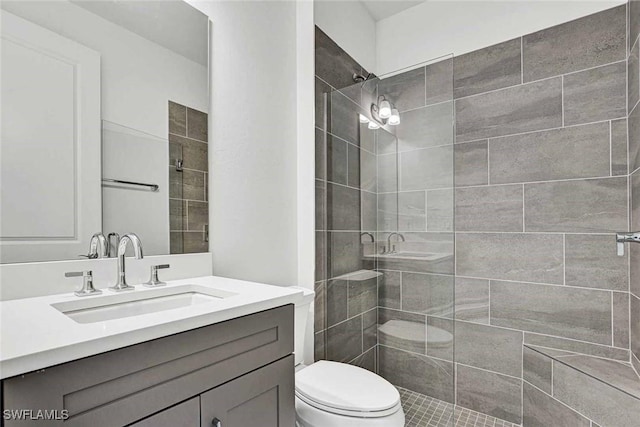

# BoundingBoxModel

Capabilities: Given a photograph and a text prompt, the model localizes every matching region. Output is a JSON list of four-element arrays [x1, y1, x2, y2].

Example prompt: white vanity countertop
[[0, 276, 305, 379]]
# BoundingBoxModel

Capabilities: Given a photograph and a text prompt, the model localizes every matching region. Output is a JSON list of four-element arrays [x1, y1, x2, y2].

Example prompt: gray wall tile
[[523, 381, 590, 427], [361, 191, 376, 231], [612, 292, 630, 349], [611, 118, 628, 176], [629, 40, 639, 114], [632, 295, 640, 361], [454, 38, 522, 99], [398, 191, 426, 231], [328, 231, 362, 278], [315, 180, 325, 230], [630, 104, 640, 173], [348, 277, 377, 316], [426, 316, 454, 361], [186, 201, 208, 232], [186, 107, 208, 142], [326, 134, 348, 185], [455, 321, 523, 377], [379, 345, 454, 403], [524, 177, 628, 233], [400, 145, 453, 190], [362, 309, 377, 351], [456, 233, 564, 284], [426, 189, 454, 232], [378, 270, 401, 309], [315, 77, 331, 130], [456, 364, 522, 424], [168, 101, 186, 136], [377, 192, 397, 232], [327, 183, 360, 231], [315, 27, 363, 90], [377, 153, 397, 193], [329, 92, 360, 145], [169, 134, 208, 172], [491, 281, 612, 345], [402, 272, 454, 317], [316, 231, 326, 281], [553, 361, 640, 427], [350, 347, 376, 373], [314, 331, 325, 361], [489, 122, 610, 184], [379, 307, 426, 353], [347, 143, 360, 188], [169, 168, 205, 201], [326, 279, 347, 327], [524, 332, 630, 361], [315, 128, 326, 180], [326, 316, 363, 363], [455, 185, 523, 232], [377, 67, 425, 112], [455, 140, 488, 187], [522, 5, 626, 82], [169, 200, 185, 231], [563, 61, 627, 125], [182, 231, 207, 253], [455, 77, 562, 142], [360, 149, 377, 192], [314, 281, 326, 332], [169, 232, 183, 254], [455, 277, 489, 324], [632, 0, 640, 51], [397, 102, 454, 151], [523, 347, 553, 394], [565, 234, 629, 291], [426, 58, 453, 105]]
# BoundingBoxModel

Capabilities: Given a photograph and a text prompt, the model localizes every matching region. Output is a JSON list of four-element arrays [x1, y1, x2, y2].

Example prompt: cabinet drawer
[[200, 355, 295, 427], [130, 398, 199, 427], [2, 305, 293, 427]]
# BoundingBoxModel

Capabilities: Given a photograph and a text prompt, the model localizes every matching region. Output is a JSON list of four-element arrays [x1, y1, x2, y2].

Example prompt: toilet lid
[[295, 361, 400, 414]]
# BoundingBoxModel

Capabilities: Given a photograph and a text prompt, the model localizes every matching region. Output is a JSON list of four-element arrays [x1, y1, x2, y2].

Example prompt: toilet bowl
[[295, 361, 405, 427], [291, 287, 405, 427]]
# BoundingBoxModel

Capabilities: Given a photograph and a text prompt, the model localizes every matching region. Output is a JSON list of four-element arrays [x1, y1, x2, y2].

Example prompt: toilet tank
[[290, 286, 315, 366]]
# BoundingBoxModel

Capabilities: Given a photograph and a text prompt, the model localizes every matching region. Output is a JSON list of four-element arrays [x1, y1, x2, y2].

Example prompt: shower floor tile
[[399, 387, 520, 427]]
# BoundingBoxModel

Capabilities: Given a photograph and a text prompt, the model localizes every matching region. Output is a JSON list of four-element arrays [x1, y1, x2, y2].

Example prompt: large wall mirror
[[0, 0, 209, 263]]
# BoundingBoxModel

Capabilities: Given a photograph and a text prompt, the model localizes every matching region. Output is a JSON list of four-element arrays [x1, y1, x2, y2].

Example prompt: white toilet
[[293, 288, 405, 427]]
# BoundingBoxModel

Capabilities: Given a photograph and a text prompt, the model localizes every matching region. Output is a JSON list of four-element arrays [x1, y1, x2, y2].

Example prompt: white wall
[[188, 0, 314, 290], [376, 0, 625, 75], [1, 0, 208, 139], [314, 0, 377, 73]]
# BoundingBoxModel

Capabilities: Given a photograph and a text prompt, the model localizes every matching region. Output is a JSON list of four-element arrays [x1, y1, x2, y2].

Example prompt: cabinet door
[[129, 398, 199, 427], [200, 355, 294, 427]]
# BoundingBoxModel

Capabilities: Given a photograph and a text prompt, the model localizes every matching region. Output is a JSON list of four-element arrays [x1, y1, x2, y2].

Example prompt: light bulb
[[368, 121, 380, 130], [388, 109, 400, 126], [359, 114, 370, 124], [379, 100, 391, 119]]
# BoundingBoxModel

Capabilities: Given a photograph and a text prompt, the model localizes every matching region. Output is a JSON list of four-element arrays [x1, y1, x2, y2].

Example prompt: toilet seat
[[295, 361, 401, 418]]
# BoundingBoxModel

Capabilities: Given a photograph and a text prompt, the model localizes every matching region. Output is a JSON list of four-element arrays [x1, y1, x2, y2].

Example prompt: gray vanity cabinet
[[2, 305, 295, 427], [200, 355, 295, 427]]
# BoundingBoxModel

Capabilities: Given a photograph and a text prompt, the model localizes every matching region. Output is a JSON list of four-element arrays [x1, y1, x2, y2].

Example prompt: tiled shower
[[315, 1, 640, 426]]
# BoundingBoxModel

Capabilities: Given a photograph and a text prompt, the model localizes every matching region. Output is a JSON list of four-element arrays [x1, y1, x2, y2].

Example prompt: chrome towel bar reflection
[[102, 178, 159, 192]]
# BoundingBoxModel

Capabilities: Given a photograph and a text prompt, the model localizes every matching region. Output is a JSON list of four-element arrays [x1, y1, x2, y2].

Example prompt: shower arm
[[615, 232, 640, 256]]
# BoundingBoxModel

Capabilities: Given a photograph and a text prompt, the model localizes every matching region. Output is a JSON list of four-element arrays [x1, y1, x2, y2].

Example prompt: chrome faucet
[[81, 233, 109, 259], [616, 232, 640, 256], [360, 232, 375, 243], [385, 232, 405, 254], [109, 233, 144, 292]]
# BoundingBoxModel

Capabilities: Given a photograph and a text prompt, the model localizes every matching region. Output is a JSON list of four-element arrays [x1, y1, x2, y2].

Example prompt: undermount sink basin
[[51, 284, 237, 324]]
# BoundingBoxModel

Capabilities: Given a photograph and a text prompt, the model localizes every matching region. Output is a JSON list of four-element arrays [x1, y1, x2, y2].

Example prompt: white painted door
[[0, 11, 101, 263]]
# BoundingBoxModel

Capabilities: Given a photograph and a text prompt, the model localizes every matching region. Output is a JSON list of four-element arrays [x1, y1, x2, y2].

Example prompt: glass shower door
[[320, 55, 455, 426]]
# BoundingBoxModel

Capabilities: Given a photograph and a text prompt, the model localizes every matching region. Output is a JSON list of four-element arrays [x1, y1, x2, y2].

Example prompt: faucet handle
[[144, 264, 170, 287], [65, 270, 102, 297]]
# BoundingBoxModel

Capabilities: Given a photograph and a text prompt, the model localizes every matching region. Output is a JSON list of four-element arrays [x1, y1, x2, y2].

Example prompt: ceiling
[[360, 0, 426, 21], [71, 0, 208, 66]]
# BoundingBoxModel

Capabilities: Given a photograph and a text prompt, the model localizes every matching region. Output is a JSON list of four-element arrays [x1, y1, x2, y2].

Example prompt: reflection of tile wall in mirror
[[168, 100, 209, 254]]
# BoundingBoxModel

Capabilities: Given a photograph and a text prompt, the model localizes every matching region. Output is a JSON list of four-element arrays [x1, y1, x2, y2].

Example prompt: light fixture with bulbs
[[370, 95, 400, 127]]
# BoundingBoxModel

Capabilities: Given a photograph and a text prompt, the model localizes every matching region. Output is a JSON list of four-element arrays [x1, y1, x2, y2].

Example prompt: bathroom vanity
[[0, 277, 302, 426]]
